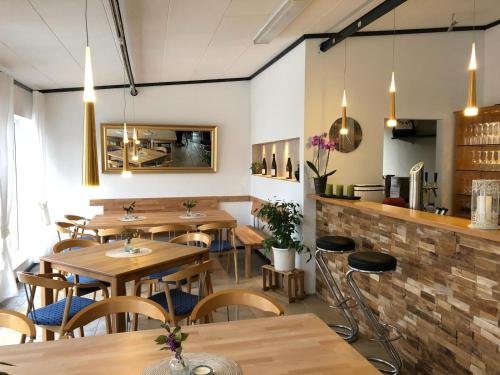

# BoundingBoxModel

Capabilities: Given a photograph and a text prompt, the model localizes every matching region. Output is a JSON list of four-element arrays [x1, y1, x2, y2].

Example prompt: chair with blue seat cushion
[[17, 271, 108, 339], [141, 232, 212, 296], [135, 260, 213, 325], [52, 239, 110, 297], [63, 296, 169, 336], [199, 222, 240, 284]]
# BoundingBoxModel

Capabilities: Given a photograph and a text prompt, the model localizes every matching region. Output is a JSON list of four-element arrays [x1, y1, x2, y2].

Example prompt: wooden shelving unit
[[453, 104, 500, 218], [252, 137, 300, 182]]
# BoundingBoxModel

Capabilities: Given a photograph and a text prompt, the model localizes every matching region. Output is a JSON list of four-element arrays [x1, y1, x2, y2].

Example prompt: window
[[11, 115, 41, 268]]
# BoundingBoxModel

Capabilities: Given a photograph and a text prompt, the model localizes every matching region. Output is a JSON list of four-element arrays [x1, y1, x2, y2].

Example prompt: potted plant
[[155, 324, 189, 375], [122, 201, 136, 219], [257, 200, 310, 272], [122, 229, 140, 253], [182, 200, 197, 217], [250, 162, 262, 175], [307, 133, 336, 194]]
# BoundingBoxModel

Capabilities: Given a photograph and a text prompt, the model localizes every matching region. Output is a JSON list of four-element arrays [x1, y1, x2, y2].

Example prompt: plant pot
[[272, 247, 295, 272], [313, 176, 327, 194]]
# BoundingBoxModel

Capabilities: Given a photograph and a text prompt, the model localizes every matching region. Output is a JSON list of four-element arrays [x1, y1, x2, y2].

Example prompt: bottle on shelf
[[261, 157, 267, 175], [286, 157, 292, 179], [271, 154, 277, 177]]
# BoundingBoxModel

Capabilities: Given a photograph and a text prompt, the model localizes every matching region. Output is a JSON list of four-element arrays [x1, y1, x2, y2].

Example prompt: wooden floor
[[0, 251, 388, 364]]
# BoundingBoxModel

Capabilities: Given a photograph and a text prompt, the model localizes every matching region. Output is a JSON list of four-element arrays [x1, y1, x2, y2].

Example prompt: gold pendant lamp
[[339, 39, 348, 136], [464, 0, 478, 117], [82, 0, 99, 186], [386, 9, 397, 128]]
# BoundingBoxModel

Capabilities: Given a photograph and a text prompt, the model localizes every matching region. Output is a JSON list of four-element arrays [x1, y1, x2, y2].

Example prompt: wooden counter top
[[308, 194, 500, 243]]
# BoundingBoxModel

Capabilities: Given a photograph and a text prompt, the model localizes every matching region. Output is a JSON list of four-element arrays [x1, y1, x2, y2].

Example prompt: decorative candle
[[325, 184, 333, 196], [336, 184, 344, 197], [192, 365, 214, 375], [347, 184, 355, 197], [470, 179, 499, 230]]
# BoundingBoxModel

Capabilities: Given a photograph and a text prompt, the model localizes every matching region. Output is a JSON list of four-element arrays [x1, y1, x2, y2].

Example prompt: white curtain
[[31, 91, 52, 261], [0, 73, 18, 301]]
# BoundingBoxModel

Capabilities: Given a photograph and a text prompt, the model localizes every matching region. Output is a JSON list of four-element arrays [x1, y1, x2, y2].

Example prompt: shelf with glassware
[[453, 104, 500, 219], [251, 138, 300, 183]]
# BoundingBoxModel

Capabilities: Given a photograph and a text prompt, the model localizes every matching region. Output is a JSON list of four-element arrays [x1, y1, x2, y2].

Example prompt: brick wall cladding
[[315, 201, 500, 375]]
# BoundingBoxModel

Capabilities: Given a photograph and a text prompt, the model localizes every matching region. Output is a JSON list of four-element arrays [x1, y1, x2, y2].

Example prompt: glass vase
[[470, 179, 500, 229], [169, 355, 190, 375]]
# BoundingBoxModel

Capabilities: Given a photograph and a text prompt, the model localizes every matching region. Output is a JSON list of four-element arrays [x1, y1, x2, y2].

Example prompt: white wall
[[249, 43, 316, 293], [484, 24, 500, 105], [250, 43, 305, 206], [44, 81, 251, 224], [13, 85, 32, 118], [304, 31, 486, 212]]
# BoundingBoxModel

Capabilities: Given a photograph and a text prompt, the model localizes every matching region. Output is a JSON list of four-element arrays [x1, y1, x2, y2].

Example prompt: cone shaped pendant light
[[339, 40, 348, 135], [386, 9, 397, 128], [82, 0, 99, 186], [464, 0, 478, 117], [340, 90, 348, 135], [464, 42, 478, 116]]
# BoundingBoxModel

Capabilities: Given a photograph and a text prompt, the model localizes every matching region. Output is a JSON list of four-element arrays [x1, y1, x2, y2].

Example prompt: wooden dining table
[[85, 209, 236, 230], [39, 238, 208, 340], [0, 313, 379, 375]]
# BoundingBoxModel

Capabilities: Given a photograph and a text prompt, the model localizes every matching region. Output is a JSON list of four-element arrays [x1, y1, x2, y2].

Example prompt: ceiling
[[0, 0, 498, 91]]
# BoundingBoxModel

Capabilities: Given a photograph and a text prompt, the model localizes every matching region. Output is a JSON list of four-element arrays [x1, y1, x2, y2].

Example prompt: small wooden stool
[[262, 265, 305, 303]]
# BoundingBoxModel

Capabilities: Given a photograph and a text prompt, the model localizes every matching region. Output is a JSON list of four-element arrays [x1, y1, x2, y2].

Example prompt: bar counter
[[308, 194, 500, 374]]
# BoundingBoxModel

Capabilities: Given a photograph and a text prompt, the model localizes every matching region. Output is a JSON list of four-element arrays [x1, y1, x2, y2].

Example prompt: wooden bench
[[234, 200, 269, 278], [262, 265, 305, 303]]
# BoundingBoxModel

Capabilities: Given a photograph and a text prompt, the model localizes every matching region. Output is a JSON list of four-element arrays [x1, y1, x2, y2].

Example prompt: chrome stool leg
[[346, 269, 402, 375], [315, 248, 358, 342]]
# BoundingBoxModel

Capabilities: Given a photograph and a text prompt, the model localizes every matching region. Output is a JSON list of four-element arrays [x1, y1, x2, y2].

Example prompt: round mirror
[[329, 117, 363, 153]]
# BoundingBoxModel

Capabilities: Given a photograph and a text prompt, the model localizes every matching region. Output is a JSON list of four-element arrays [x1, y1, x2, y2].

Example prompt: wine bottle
[[271, 154, 277, 177], [286, 157, 292, 179], [262, 157, 267, 175]]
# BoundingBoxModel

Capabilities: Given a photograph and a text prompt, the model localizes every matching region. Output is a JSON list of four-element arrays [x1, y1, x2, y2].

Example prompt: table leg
[[245, 245, 252, 278], [111, 278, 126, 333], [40, 260, 54, 341]]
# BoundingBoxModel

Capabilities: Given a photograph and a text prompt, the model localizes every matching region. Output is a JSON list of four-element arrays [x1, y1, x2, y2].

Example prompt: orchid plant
[[307, 133, 337, 179]]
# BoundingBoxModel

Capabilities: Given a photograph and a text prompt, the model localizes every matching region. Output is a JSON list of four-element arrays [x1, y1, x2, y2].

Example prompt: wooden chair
[[62, 296, 168, 337], [0, 309, 36, 344], [190, 289, 284, 324], [64, 215, 98, 240], [52, 239, 109, 298], [64, 214, 89, 226], [55, 221, 77, 241], [98, 227, 124, 243], [148, 224, 193, 241], [135, 260, 213, 326], [141, 233, 212, 297], [198, 222, 240, 284], [17, 272, 108, 340]]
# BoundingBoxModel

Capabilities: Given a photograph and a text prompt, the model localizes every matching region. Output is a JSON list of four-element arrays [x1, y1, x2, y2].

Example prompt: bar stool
[[346, 251, 402, 375], [315, 236, 358, 342]]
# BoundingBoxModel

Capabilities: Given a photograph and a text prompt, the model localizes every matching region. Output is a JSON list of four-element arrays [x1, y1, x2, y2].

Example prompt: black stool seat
[[316, 236, 355, 252], [348, 252, 397, 272]]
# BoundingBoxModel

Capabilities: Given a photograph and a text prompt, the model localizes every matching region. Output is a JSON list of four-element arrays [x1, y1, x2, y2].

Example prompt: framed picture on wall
[[101, 124, 217, 173]]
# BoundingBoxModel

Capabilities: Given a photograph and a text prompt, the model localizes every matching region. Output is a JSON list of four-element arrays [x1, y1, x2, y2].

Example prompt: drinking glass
[[463, 126, 469, 145], [471, 150, 476, 165]]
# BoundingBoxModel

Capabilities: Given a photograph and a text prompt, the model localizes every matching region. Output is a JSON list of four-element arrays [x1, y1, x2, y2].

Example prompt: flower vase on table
[[182, 200, 197, 218], [122, 229, 140, 254], [155, 324, 189, 375], [307, 133, 337, 194]]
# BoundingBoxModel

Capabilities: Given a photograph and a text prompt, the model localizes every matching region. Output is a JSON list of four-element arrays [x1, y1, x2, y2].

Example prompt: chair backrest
[[55, 221, 76, 240], [198, 221, 237, 231], [169, 232, 212, 248], [63, 296, 168, 335], [198, 222, 236, 250], [190, 289, 284, 323], [98, 227, 124, 243], [148, 224, 193, 240], [17, 272, 73, 291], [162, 260, 213, 285], [64, 214, 88, 224], [0, 309, 36, 343], [52, 238, 99, 254]]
